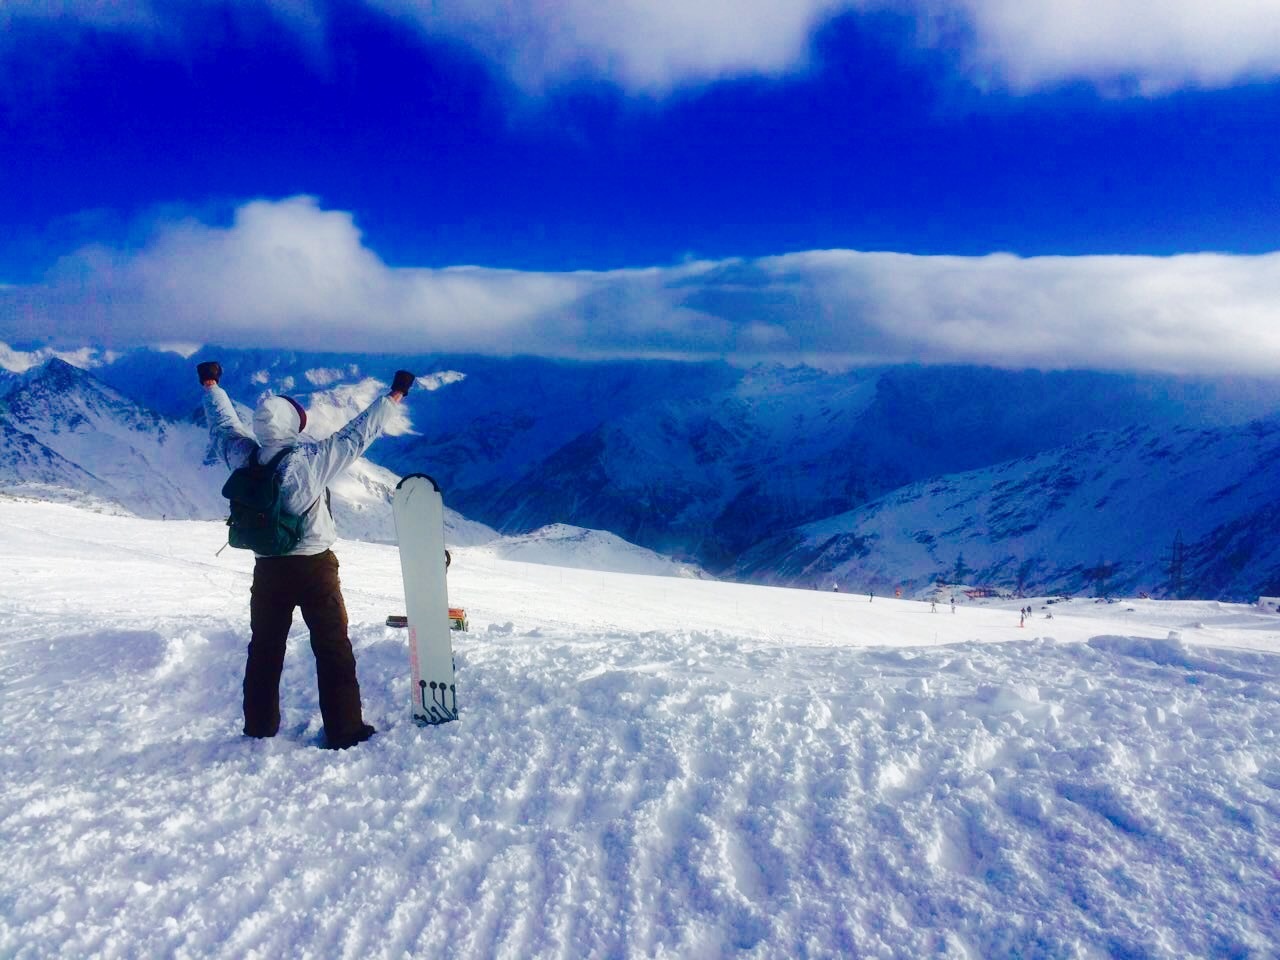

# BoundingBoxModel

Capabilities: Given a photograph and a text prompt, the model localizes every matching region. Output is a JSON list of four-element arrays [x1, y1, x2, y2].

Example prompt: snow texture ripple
[[1, 500, 1278, 959]]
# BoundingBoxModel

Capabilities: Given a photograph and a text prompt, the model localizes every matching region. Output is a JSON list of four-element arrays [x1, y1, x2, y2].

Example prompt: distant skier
[[198, 359, 415, 750]]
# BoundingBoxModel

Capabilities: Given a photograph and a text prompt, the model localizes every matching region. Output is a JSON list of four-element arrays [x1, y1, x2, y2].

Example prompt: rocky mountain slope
[[8, 344, 1280, 597], [0, 359, 495, 546], [486, 364, 1279, 572], [0, 359, 226, 519], [739, 420, 1280, 599]]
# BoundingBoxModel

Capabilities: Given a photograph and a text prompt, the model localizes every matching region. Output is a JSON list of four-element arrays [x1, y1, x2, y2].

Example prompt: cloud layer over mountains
[[6, 196, 1280, 375]]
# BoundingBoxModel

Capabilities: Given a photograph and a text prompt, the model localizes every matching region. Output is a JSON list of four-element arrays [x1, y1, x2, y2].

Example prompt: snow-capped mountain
[[84, 347, 743, 486], [0, 358, 501, 546], [11, 343, 1280, 598], [0, 358, 227, 519], [0, 418, 115, 507], [2, 359, 696, 572], [482, 523, 709, 578], [2, 358, 710, 567], [0, 341, 119, 375], [326, 456, 499, 547], [367, 354, 742, 519], [740, 419, 1280, 600], [482, 364, 868, 564], [487, 363, 1280, 571], [60, 345, 1280, 574]]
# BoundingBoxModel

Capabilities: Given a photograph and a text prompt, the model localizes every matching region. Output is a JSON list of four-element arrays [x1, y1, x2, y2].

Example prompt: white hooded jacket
[[204, 386, 399, 556]]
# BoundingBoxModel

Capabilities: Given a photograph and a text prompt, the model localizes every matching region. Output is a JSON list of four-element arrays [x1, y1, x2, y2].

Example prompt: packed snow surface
[[484, 523, 705, 578], [1, 498, 1278, 959]]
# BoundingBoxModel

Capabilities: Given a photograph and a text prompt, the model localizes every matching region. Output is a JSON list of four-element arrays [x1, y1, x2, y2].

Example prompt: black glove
[[196, 361, 222, 385], [391, 370, 415, 395]]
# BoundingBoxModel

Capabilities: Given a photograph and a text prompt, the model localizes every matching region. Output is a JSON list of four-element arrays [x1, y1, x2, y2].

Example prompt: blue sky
[[3, 1, 1280, 371]]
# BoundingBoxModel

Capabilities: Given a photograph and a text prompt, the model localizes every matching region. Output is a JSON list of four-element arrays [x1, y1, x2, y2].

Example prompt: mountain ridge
[[8, 345, 1280, 599], [0, 357, 707, 576], [737, 419, 1280, 599]]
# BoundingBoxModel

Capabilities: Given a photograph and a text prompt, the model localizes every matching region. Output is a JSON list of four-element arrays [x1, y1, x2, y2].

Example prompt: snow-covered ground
[[1, 498, 1278, 959], [482, 523, 706, 579]]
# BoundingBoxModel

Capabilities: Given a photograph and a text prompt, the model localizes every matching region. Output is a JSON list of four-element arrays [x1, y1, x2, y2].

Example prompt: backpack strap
[[247, 446, 290, 471], [261, 448, 291, 471], [259, 446, 327, 518]]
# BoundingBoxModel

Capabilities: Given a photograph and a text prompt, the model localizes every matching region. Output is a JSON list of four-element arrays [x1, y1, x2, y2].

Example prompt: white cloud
[[152, 342, 203, 358], [9, 0, 1280, 95], [948, 0, 1280, 93], [3, 197, 599, 355], [747, 249, 1280, 372], [418, 370, 466, 391], [2, 0, 845, 92], [304, 366, 355, 386], [5, 197, 1280, 375], [0, 342, 117, 373], [368, 0, 850, 92]]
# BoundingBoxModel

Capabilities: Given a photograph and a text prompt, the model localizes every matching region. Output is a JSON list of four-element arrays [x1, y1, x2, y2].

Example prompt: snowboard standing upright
[[392, 474, 458, 725]]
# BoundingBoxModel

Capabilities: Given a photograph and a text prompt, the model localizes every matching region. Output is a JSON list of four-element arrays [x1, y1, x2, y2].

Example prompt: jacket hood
[[253, 395, 307, 448]]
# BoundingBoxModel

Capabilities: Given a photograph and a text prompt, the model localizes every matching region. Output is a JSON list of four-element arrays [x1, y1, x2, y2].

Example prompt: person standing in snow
[[198, 360, 415, 750]]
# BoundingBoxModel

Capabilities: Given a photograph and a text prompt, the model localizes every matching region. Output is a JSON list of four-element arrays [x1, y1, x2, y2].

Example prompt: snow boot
[[324, 723, 376, 750]]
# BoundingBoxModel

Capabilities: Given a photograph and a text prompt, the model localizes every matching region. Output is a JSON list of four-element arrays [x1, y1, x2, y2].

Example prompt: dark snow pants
[[244, 549, 367, 744]]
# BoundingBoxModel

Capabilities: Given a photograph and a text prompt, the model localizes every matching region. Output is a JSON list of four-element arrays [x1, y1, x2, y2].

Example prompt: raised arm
[[197, 361, 256, 469], [284, 371, 416, 506], [304, 396, 398, 487]]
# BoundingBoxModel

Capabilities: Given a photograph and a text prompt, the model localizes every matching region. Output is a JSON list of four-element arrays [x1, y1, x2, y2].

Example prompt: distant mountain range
[[5, 343, 1280, 599], [482, 363, 1280, 572], [0, 358, 485, 545], [0, 355, 704, 577], [740, 421, 1280, 599], [0, 357, 226, 520]]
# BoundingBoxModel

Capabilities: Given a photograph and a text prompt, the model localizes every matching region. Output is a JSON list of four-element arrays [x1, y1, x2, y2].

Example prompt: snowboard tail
[[392, 474, 458, 726]]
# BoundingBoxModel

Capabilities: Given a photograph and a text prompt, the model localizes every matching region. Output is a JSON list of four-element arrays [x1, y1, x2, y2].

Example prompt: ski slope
[[1, 498, 1278, 958]]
